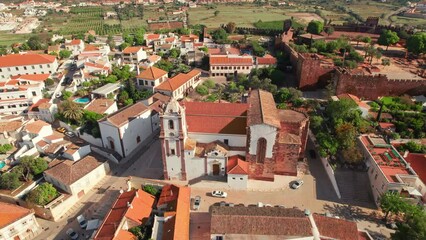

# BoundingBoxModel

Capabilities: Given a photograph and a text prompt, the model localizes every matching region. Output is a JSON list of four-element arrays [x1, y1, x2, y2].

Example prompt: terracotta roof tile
[[379, 122, 395, 129], [155, 69, 200, 92], [0, 202, 32, 229], [183, 101, 248, 134], [277, 109, 308, 124], [210, 206, 312, 236], [405, 153, 426, 184], [23, 120, 50, 134], [0, 54, 56, 68], [122, 46, 143, 54], [247, 90, 281, 128], [313, 214, 359, 240], [146, 34, 160, 40], [84, 44, 100, 51], [85, 99, 115, 115], [147, 54, 161, 63], [44, 153, 106, 185], [227, 155, 249, 175], [95, 189, 155, 240], [209, 55, 253, 66], [28, 98, 50, 112], [0, 121, 22, 132], [136, 66, 167, 80], [103, 102, 149, 127], [257, 54, 277, 65], [66, 39, 82, 45]]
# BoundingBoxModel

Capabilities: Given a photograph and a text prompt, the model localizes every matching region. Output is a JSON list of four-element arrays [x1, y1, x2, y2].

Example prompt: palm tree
[[61, 100, 83, 121]]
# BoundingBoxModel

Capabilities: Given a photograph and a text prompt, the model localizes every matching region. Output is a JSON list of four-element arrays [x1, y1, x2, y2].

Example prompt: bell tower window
[[168, 120, 174, 130]]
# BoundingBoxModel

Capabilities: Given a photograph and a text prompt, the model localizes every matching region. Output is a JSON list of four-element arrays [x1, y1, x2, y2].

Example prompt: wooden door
[[213, 164, 220, 175]]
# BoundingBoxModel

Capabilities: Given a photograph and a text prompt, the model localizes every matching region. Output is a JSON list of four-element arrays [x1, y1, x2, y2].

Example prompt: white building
[[84, 98, 118, 115], [44, 153, 110, 195], [209, 55, 253, 77], [136, 66, 168, 90], [98, 102, 158, 158], [27, 98, 57, 123], [358, 135, 422, 206], [155, 69, 201, 99], [226, 155, 249, 189], [65, 39, 85, 56], [122, 46, 147, 64], [91, 83, 121, 99], [0, 202, 40, 240], [0, 54, 58, 81]]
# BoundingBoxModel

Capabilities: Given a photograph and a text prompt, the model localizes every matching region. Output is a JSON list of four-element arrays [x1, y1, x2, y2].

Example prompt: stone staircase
[[334, 169, 373, 206]]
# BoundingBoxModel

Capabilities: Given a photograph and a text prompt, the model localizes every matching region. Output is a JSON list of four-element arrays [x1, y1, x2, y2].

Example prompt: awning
[[86, 219, 100, 231]]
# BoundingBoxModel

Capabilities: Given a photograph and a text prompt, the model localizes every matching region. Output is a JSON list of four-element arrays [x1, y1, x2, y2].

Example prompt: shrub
[[196, 85, 209, 96], [0, 144, 13, 154], [142, 185, 158, 196], [26, 183, 59, 206], [203, 79, 216, 89], [0, 172, 22, 190], [45, 78, 54, 86]]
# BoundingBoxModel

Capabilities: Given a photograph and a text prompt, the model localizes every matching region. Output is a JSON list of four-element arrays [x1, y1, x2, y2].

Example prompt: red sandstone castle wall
[[335, 70, 426, 99]]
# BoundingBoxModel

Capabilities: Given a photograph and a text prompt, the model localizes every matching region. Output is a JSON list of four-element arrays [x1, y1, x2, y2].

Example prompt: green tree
[[60, 99, 84, 121], [62, 90, 72, 100], [211, 28, 228, 43], [203, 79, 216, 89], [251, 41, 265, 56], [214, 10, 220, 16], [119, 42, 130, 51], [378, 30, 399, 51], [27, 36, 43, 50], [196, 85, 209, 96], [0, 171, 21, 190], [407, 32, 426, 55], [45, 78, 54, 86], [143, 185, 158, 195], [225, 22, 236, 34], [59, 50, 72, 59], [134, 29, 146, 45], [169, 48, 180, 58], [154, 59, 174, 72], [382, 58, 391, 67], [0, 144, 13, 154], [325, 26, 334, 36], [86, 34, 96, 43], [20, 156, 48, 177], [26, 183, 59, 206], [310, 116, 323, 131], [307, 20, 324, 34], [392, 210, 426, 240], [335, 122, 357, 149], [380, 192, 407, 221]]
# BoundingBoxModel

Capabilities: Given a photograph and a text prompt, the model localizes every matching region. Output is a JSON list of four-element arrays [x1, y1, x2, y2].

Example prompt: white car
[[65, 131, 76, 138], [66, 228, 79, 240], [211, 190, 227, 198], [291, 180, 304, 189], [77, 214, 87, 229]]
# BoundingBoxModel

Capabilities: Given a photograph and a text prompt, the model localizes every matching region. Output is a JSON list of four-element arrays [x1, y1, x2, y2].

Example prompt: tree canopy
[[407, 32, 426, 55], [307, 21, 324, 34], [59, 49, 72, 59], [378, 30, 399, 50], [26, 182, 59, 206], [211, 28, 229, 44]]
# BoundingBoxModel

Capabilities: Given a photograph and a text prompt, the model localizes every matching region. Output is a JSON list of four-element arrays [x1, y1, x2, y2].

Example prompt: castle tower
[[160, 98, 188, 180]]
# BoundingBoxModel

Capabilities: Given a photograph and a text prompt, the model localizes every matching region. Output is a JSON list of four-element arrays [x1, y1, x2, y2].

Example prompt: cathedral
[[159, 89, 309, 186]]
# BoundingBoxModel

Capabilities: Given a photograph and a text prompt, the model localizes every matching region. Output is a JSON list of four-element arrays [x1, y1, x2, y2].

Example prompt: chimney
[[403, 150, 409, 158], [135, 191, 139, 198], [127, 202, 133, 209]]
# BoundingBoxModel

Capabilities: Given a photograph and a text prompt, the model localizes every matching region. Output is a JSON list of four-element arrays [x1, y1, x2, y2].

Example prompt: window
[[32, 91, 36, 96], [256, 138, 267, 163], [47, 64, 50, 68], [24, 66, 27, 70], [168, 120, 174, 130], [232, 177, 236, 180], [370, 168, 374, 174], [39, 65, 42, 68], [145, 80, 148, 85], [32, 66, 35, 69], [240, 178, 243, 180], [136, 136, 141, 143], [109, 140, 115, 150], [171, 149, 175, 155], [224, 139, 229, 145], [0, 69, 2, 72], [15, 67, 19, 71], [381, 184, 385, 190], [151, 82, 154, 86], [375, 174, 378, 180]]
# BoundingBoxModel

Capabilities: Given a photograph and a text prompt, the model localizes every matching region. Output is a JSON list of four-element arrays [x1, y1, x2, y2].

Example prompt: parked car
[[193, 196, 201, 210], [77, 214, 87, 229], [56, 127, 66, 133], [291, 180, 304, 189], [55, 92, 62, 98], [309, 150, 316, 159], [211, 190, 227, 198], [66, 228, 79, 240], [65, 131, 75, 138]]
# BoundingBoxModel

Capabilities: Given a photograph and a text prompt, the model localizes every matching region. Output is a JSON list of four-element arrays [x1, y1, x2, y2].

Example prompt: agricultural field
[[390, 16, 426, 28], [0, 32, 32, 46], [187, 5, 296, 28], [344, 1, 399, 20]]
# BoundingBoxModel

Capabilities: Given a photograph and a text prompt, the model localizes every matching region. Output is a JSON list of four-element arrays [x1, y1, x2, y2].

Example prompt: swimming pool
[[74, 97, 90, 104], [0, 161, 5, 169]]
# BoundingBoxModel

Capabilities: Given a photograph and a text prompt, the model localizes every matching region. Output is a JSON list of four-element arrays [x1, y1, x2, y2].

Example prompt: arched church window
[[169, 120, 174, 130]]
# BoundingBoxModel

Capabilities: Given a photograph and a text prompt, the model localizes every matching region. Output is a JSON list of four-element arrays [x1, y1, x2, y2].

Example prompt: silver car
[[193, 196, 201, 210], [66, 228, 79, 240], [291, 180, 304, 189]]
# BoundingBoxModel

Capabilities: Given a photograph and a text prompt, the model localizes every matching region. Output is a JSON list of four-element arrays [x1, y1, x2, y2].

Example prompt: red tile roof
[[183, 101, 248, 134], [23, 120, 50, 134], [225, 47, 241, 55], [122, 46, 143, 54], [0, 202, 33, 229], [28, 98, 50, 112], [67, 39, 82, 45], [379, 122, 395, 129], [147, 54, 161, 63], [207, 48, 221, 55], [209, 55, 253, 66], [84, 44, 100, 51], [158, 185, 190, 240], [313, 214, 359, 240], [85, 99, 115, 115], [146, 34, 160, 41], [103, 102, 149, 127], [0, 54, 56, 68], [137, 66, 167, 80], [227, 155, 249, 175], [155, 69, 200, 92], [95, 189, 155, 240], [11, 73, 50, 82], [248, 89, 281, 128], [405, 153, 426, 184], [257, 54, 277, 65]]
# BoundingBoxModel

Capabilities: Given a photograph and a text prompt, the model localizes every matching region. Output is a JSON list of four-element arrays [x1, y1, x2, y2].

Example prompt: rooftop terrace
[[360, 135, 414, 183]]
